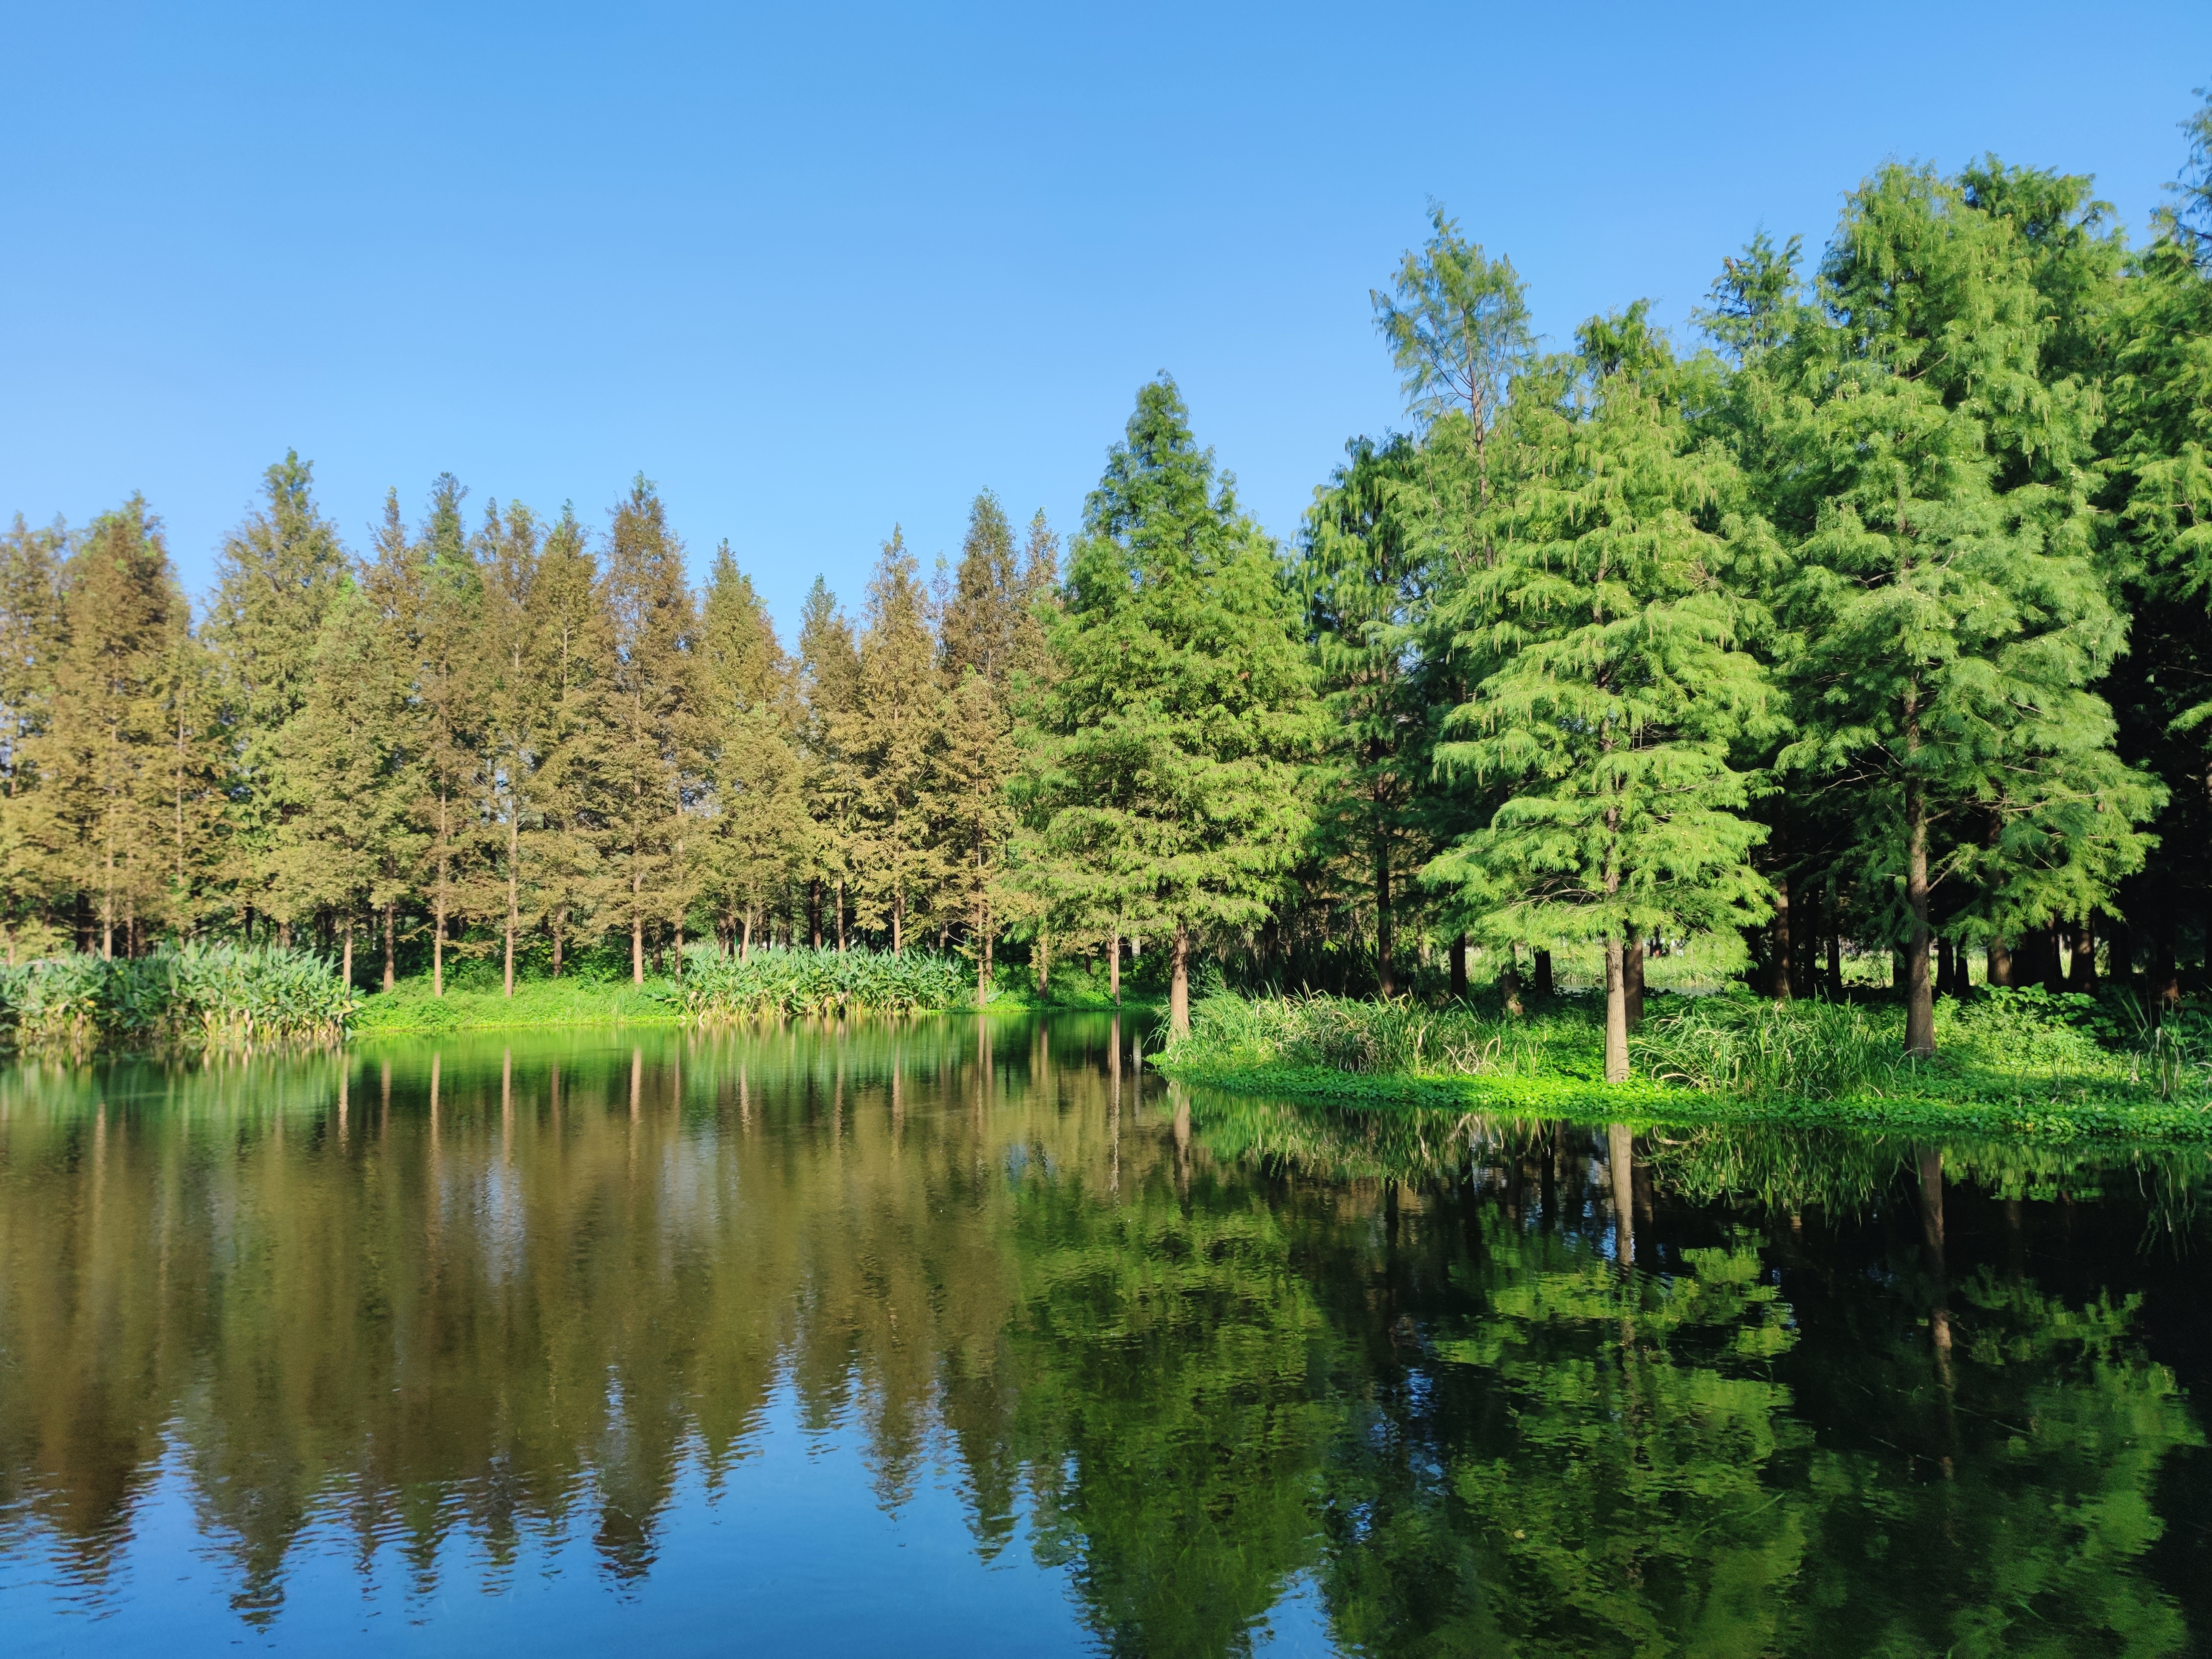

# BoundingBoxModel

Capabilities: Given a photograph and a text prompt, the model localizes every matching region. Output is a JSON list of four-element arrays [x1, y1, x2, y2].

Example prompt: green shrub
[[674, 944, 970, 1020]]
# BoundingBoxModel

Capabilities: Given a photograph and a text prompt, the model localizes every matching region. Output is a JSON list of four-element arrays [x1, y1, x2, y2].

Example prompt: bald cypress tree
[[600, 477, 699, 981], [698, 543, 809, 954], [204, 453, 349, 941], [278, 576, 412, 986], [23, 500, 195, 957], [1430, 312, 1774, 1082], [799, 576, 862, 949], [0, 517, 67, 959], [1761, 165, 2155, 1053], [519, 505, 611, 977], [843, 530, 941, 952], [1032, 378, 1317, 1035]]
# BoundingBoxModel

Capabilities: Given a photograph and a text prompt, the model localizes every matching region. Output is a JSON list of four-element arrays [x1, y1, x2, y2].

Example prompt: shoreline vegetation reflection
[[3, 1015, 2210, 1655]]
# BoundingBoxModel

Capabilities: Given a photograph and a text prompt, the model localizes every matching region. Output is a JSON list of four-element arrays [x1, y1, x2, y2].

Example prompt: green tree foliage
[[1030, 378, 1318, 1033], [843, 532, 941, 952], [21, 500, 196, 957], [203, 453, 350, 939], [1758, 166, 2157, 1052], [1430, 313, 1774, 1080], [599, 477, 700, 983], [697, 542, 809, 954]]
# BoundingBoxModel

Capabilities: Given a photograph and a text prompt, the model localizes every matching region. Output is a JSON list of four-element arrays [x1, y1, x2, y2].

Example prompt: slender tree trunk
[[1770, 867, 1792, 1002], [892, 889, 903, 956], [837, 879, 847, 952], [552, 906, 565, 978], [383, 902, 396, 991], [2151, 918, 2180, 1010], [1449, 933, 1468, 1000], [1169, 922, 1191, 1038], [1795, 876, 1820, 998], [1986, 936, 2011, 988], [631, 859, 644, 985], [1602, 934, 1629, 1084], [1624, 935, 1645, 1029], [101, 840, 114, 960], [1375, 838, 1394, 998], [343, 913, 354, 990], [1109, 928, 1121, 1006], [2068, 916, 2097, 992], [1501, 947, 1523, 1016], [1035, 928, 1050, 996], [810, 879, 822, 949], [506, 805, 520, 999], [1903, 774, 1934, 1057], [1533, 949, 1554, 998]]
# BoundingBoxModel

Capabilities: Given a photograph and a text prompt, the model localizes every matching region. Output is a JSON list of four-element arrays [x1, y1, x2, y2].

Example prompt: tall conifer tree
[[600, 477, 699, 981], [1031, 378, 1316, 1034]]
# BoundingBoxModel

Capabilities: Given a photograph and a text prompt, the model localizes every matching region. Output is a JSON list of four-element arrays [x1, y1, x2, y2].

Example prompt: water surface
[[2, 1017, 2209, 1655]]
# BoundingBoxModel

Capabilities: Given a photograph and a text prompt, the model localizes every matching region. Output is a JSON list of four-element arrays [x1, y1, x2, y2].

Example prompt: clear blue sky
[[4, 2, 2208, 638]]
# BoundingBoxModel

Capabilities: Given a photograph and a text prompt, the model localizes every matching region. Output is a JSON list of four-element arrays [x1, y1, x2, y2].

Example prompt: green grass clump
[[674, 944, 970, 1019], [0, 943, 356, 1055]]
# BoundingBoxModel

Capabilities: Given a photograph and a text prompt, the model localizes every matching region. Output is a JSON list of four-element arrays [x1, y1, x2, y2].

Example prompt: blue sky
[[4, 2, 2209, 637]]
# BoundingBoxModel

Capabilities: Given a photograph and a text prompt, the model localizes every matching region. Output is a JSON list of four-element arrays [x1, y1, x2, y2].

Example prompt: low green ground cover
[[1156, 986, 2212, 1139]]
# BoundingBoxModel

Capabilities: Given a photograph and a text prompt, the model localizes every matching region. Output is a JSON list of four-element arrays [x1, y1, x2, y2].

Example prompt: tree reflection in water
[[0, 1023, 2206, 1654]]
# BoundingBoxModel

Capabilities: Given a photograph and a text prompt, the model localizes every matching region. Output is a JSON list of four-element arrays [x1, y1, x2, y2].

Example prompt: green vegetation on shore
[[1156, 987, 2212, 1139], [0, 943, 356, 1055], [348, 945, 1161, 1035]]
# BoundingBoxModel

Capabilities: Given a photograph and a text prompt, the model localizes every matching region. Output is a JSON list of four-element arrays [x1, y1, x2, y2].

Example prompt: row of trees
[[0, 466, 1054, 997], [4, 95, 2210, 1064]]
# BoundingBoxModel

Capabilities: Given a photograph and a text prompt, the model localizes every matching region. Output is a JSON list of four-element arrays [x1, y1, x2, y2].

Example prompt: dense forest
[[6, 97, 2212, 1072]]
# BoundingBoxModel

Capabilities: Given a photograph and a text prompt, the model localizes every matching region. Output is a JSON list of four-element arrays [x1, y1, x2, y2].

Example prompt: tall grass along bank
[[0, 943, 357, 1056], [675, 944, 971, 1019], [1157, 988, 2212, 1140]]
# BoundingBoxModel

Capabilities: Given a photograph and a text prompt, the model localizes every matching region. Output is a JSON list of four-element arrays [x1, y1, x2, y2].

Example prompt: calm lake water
[[3, 1015, 2209, 1656]]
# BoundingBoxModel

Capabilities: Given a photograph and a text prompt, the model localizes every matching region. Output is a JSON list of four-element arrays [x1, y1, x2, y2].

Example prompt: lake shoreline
[[1153, 1053, 2212, 1142]]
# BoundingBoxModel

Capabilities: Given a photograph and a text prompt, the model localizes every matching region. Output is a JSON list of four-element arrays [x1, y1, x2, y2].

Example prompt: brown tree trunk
[[504, 813, 519, 998], [1624, 936, 1646, 1029], [631, 855, 644, 985], [1169, 922, 1191, 1038], [1109, 928, 1121, 1006], [837, 879, 847, 952], [1936, 936, 1955, 999], [342, 913, 354, 990], [1903, 773, 1934, 1057], [1449, 933, 1468, 1000], [1602, 935, 1629, 1083], [383, 902, 396, 991], [1986, 936, 2011, 988], [1769, 858, 1787, 999], [2068, 916, 2097, 993], [1375, 839, 1394, 998], [810, 878, 822, 949]]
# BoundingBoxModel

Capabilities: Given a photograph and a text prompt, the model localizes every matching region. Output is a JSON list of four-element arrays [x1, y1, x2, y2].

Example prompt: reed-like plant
[[0, 943, 357, 1055], [674, 944, 970, 1020], [1632, 996, 1904, 1101]]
